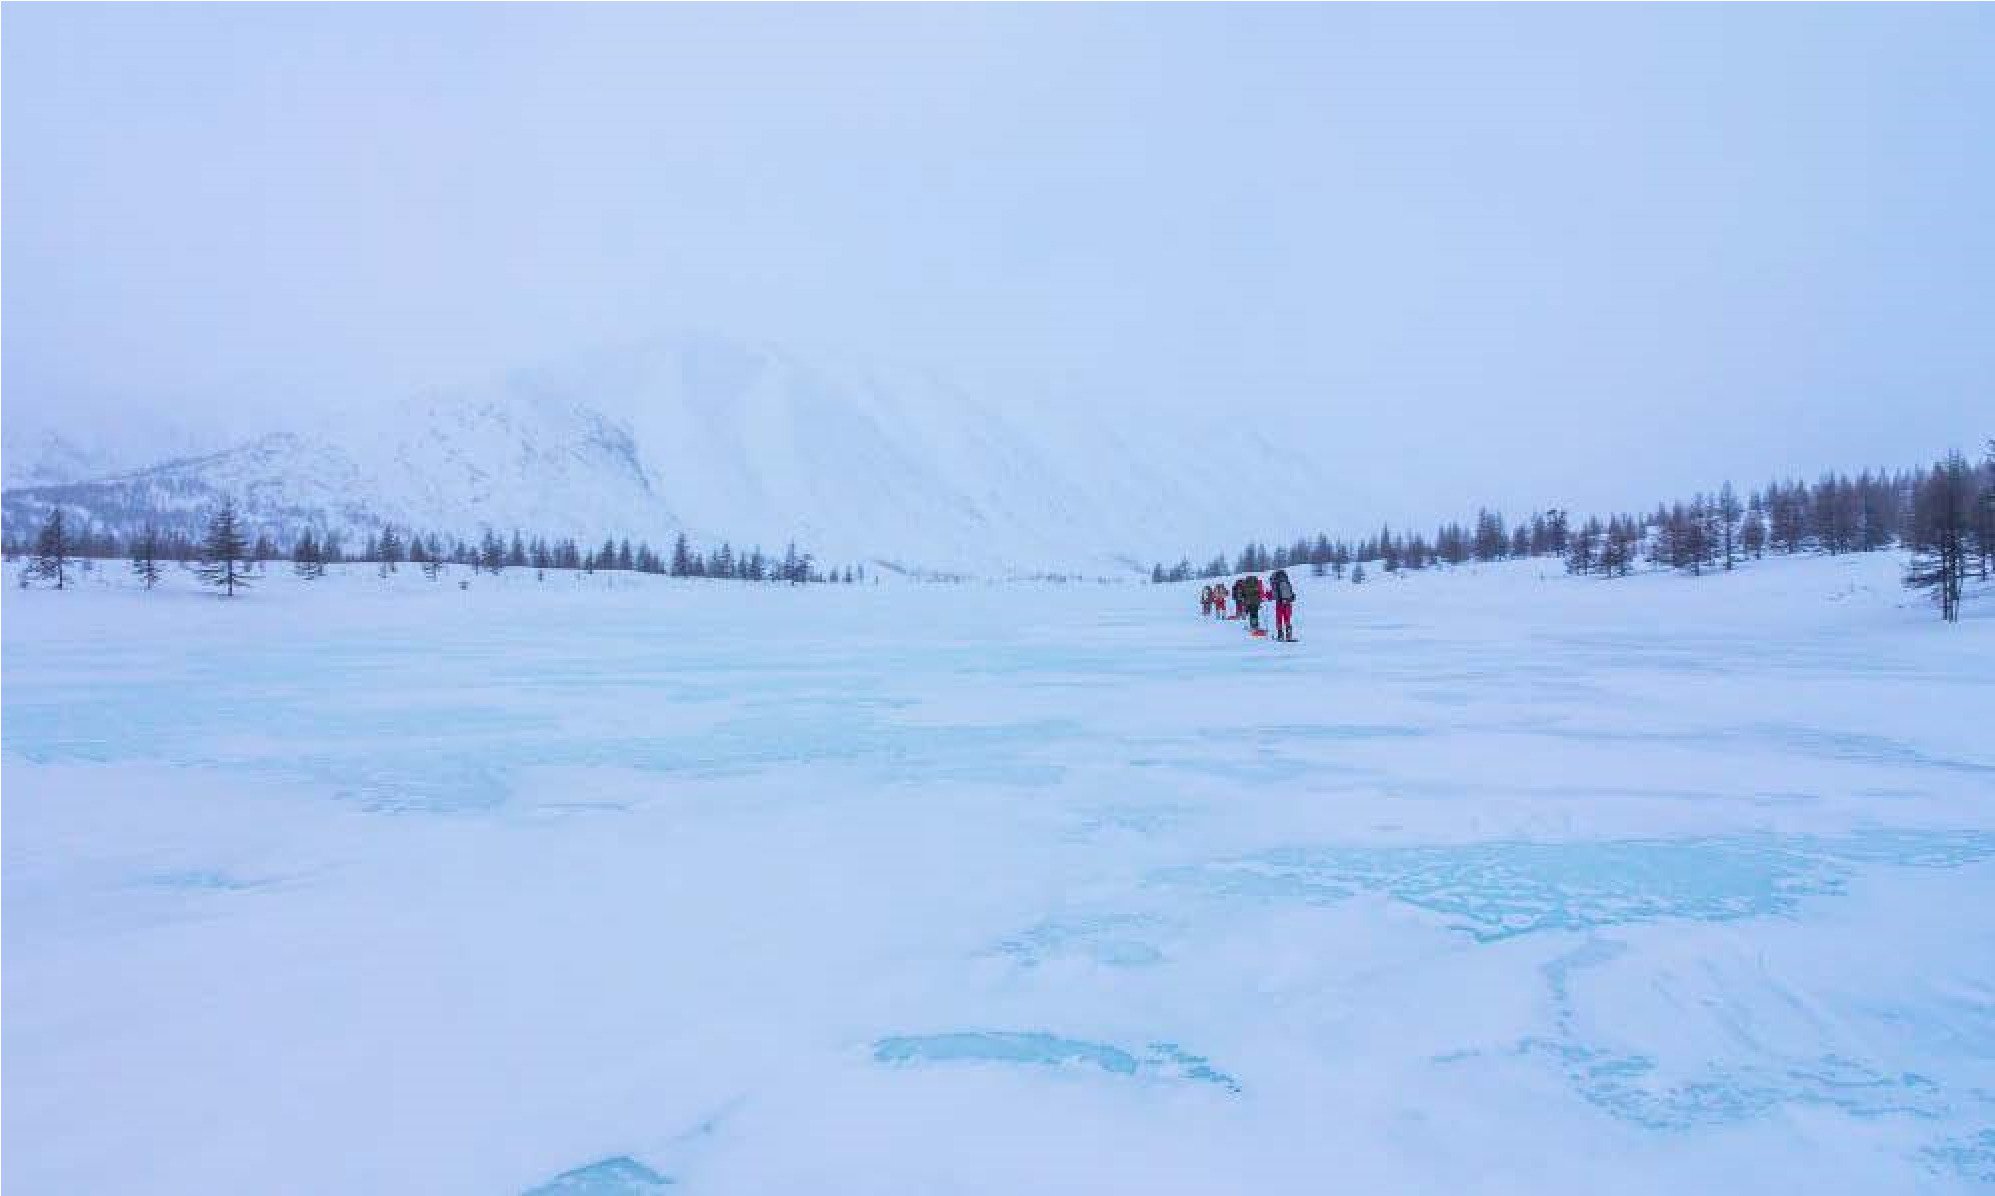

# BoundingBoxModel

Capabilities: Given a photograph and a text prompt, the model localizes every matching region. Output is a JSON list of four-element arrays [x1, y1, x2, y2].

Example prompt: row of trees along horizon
[[1149, 444, 1994, 623], [9, 446, 1989, 622], [9, 499, 868, 597]]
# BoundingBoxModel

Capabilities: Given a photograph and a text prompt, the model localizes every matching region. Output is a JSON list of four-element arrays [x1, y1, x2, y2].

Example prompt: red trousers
[[1274, 600, 1294, 636]]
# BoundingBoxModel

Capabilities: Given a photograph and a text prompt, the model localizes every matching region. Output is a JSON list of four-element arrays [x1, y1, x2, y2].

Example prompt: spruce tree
[[197, 497, 252, 596], [1716, 482, 1742, 570], [129, 523, 163, 590], [1565, 518, 1600, 575], [30, 509, 72, 589], [378, 525, 404, 571], [292, 529, 326, 580]]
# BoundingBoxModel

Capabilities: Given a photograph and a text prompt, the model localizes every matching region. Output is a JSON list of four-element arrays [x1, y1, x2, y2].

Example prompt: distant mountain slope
[[2, 333, 1357, 574]]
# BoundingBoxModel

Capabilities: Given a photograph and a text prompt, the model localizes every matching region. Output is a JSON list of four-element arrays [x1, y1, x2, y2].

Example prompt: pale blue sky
[[5, 4, 1991, 521]]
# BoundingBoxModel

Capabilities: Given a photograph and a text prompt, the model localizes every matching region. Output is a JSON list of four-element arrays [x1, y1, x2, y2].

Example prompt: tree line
[[1151, 444, 1995, 623], [11, 498, 865, 596]]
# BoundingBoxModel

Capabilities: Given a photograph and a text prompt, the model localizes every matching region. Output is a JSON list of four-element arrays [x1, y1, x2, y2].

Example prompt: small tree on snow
[[197, 497, 252, 597], [29, 509, 72, 589], [377, 525, 404, 576], [1904, 452, 1975, 623], [292, 529, 327, 580], [130, 523, 164, 590]]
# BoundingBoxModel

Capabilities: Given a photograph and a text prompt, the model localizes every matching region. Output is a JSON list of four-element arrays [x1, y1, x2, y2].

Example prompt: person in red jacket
[[1268, 567, 1297, 641], [1212, 584, 1228, 618]]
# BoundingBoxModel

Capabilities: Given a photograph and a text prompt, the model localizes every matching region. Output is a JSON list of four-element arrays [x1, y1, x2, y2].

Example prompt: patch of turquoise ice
[[1149, 829, 1995, 940], [521, 1155, 671, 1194], [875, 1031, 1140, 1075], [142, 870, 256, 892], [1924, 1129, 1995, 1185], [872, 1032, 1239, 1092], [1433, 935, 1993, 1175]]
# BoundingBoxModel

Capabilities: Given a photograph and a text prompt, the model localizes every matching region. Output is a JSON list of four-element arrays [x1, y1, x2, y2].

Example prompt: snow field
[[4, 553, 1992, 1194]]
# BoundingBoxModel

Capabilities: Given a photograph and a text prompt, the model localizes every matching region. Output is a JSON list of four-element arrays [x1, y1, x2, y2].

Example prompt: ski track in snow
[[3, 552, 1993, 1194]]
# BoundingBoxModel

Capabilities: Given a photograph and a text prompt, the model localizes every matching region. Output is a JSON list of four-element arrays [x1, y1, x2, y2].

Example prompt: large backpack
[[1271, 570, 1295, 602]]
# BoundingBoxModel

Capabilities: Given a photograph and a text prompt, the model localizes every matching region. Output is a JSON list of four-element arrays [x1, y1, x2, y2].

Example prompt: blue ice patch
[[875, 1031, 1140, 1076], [522, 1155, 671, 1195], [872, 1032, 1239, 1092], [1149, 829, 1995, 940]]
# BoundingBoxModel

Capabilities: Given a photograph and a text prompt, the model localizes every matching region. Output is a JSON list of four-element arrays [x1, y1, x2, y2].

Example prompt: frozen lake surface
[[5, 554, 1992, 1194]]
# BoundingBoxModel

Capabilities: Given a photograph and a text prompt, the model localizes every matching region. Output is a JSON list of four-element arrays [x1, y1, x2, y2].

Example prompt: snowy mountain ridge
[[3, 333, 1357, 574]]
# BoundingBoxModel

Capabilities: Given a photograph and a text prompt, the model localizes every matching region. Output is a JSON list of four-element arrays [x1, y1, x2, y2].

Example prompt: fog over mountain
[[4, 5, 1991, 569], [3, 332, 1369, 573]]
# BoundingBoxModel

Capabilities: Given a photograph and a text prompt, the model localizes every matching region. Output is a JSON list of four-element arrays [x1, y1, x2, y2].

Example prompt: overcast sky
[[5, 4, 1991, 522]]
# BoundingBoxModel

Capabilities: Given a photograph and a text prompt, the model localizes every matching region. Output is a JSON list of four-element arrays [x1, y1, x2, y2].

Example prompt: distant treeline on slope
[[7, 510, 866, 588], [1151, 443, 1995, 623]]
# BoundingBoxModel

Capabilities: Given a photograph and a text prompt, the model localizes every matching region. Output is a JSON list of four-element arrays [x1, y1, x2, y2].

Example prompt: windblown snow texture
[[3, 552, 1991, 1194]]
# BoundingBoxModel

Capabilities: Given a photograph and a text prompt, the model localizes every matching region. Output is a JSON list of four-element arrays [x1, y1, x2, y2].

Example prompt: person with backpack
[[1200, 585, 1214, 617], [1213, 583, 1228, 618], [1235, 574, 1266, 634], [1268, 567, 1297, 642]]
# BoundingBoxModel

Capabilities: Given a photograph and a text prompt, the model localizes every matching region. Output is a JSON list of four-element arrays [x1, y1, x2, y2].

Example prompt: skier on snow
[[1200, 585, 1214, 617], [1235, 574, 1266, 634], [1268, 567, 1297, 642]]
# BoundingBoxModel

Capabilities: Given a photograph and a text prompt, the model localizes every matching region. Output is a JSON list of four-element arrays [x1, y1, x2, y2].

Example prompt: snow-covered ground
[[4, 553, 1992, 1194]]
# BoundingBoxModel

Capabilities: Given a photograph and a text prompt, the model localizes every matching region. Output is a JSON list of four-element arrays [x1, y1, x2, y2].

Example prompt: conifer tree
[[196, 497, 252, 596], [1565, 518, 1600, 575], [378, 525, 404, 571], [479, 530, 506, 574], [1716, 482, 1742, 570], [1974, 439, 1995, 580], [129, 523, 163, 590], [1741, 501, 1767, 560], [292, 529, 326, 580], [29, 509, 72, 589], [1472, 510, 1506, 561], [1904, 452, 1975, 622]]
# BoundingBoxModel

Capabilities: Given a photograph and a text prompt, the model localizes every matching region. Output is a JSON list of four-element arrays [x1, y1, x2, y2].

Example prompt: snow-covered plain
[[4, 553, 1992, 1194]]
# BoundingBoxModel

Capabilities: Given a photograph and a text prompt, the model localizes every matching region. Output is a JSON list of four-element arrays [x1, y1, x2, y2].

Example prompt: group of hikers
[[1200, 569, 1298, 642]]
